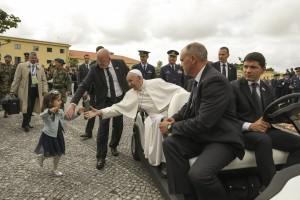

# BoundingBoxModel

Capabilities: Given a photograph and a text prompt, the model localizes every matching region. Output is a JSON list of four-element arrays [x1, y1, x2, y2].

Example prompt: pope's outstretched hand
[[84, 107, 102, 119]]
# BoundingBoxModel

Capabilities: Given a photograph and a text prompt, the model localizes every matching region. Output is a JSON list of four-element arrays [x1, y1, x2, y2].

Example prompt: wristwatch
[[167, 124, 173, 133]]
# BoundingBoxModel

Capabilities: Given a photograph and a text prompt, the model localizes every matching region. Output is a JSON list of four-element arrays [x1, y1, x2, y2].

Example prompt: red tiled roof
[[69, 50, 139, 65]]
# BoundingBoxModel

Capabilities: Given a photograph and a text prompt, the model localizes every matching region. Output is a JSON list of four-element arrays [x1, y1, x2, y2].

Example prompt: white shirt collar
[[108, 61, 113, 69], [194, 64, 207, 83], [248, 79, 261, 86]]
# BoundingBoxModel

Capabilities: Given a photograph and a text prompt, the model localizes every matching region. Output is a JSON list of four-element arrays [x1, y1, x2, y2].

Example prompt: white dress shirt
[[103, 62, 123, 98], [242, 80, 262, 131]]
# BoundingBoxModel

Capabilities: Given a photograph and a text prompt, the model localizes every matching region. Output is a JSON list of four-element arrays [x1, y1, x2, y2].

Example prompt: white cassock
[[101, 78, 188, 166]]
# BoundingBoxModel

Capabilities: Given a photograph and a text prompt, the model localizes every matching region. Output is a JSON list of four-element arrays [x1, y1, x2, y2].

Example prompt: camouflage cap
[[54, 58, 65, 64]]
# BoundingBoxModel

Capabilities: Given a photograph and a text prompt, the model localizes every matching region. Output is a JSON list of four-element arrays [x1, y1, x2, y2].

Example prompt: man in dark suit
[[213, 47, 237, 81], [77, 54, 96, 139], [159, 42, 245, 200], [231, 52, 300, 189], [132, 50, 156, 80], [290, 67, 300, 93], [78, 54, 91, 84], [279, 73, 292, 97], [66, 48, 129, 169], [160, 50, 185, 87], [271, 73, 281, 98]]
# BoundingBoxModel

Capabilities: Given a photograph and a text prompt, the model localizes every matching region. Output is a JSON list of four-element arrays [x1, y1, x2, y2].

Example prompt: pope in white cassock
[[85, 69, 188, 168]]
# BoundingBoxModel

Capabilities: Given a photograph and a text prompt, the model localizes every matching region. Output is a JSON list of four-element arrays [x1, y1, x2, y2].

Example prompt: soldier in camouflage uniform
[[0, 55, 16, 117], [52, 58, 71, 109]]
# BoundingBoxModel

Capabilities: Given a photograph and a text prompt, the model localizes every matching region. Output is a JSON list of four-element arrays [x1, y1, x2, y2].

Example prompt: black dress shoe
[[28, 125, 34, 128], [111, 147, 119, 156], [96, 159, 105, 170], [23, 126, 30, 132]]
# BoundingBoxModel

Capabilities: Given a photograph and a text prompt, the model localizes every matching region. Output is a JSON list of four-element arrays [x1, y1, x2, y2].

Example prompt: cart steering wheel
[[263, 93, 300, 133]]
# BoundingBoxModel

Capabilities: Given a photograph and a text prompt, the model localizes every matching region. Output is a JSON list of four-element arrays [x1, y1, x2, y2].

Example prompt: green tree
[[155, 60, 163, 77], [0, 9, 21, 33]]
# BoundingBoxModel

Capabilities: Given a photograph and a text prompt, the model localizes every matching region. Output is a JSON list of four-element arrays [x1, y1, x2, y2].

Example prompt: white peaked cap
[[128, 69, 143, 78]]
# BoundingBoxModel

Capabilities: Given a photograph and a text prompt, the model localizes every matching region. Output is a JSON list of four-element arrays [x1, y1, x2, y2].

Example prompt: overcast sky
[[1, 0, 300, 72]]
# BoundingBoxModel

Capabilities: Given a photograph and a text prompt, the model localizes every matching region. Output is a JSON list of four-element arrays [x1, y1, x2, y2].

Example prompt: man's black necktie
[[251, 82, 263, 116], [106, 68, 116, 101], [183, 80, 198, 118], [143, 65, 146, 71], [221, 63, 226, 77], [189, 80, 198, 108]]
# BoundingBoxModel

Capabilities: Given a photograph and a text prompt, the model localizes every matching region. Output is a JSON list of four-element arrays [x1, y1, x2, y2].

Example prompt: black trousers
[[244, 128, 300, 186], [163, 135, 236, 200], [22, 87, 38, 128], [96, 97, 124, 160], [85, 116, 96, 137], [85, 94, 96, 137]]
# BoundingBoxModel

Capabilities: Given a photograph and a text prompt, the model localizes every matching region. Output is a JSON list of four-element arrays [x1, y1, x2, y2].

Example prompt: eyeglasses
[[49, 90, 60, 95]]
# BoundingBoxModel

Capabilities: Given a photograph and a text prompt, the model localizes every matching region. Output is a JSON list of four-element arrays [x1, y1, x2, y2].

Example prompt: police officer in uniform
[[271, 73, 281, 99], [160, 50, 185, 87], [52, 58, 72, 109], [290, 67, 300, 93], [0, 55, 16, 117], [276, 73, 291, 98], [132, 50, 156, 80]]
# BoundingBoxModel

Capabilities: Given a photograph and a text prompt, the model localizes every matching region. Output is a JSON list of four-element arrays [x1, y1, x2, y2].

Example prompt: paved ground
[[0, 107, 164, 200]]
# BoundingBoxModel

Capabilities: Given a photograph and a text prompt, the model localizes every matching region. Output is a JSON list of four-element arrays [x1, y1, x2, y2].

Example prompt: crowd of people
[[1, 43, 300, 200]]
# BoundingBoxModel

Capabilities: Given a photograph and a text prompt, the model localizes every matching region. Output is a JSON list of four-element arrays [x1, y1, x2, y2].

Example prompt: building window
[[15, 57, 21, 65], [47, 47, 52, 52], [47, 60, 52, 64], [14, 44, 21, 49], [60, 49, 65, 54], [33, 46, 39, 51]]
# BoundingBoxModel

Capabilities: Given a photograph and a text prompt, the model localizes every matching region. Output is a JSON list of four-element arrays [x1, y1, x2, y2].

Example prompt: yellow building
[[261, 70, 275, 80], [0, 35, 71, 67]]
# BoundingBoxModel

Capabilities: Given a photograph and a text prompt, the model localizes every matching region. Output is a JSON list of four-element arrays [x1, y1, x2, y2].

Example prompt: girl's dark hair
[[42, 90, 61, 111]]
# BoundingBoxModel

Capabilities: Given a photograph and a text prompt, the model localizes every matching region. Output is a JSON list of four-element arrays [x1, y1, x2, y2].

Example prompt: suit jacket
[[172, 64, 245, 159], [290, 75, 300, 92], [160, 64, 185, 87], [77, 63, 89, 84], [132, 63, 156, 80], [71, 60, 129, 109], [213, 61, 237, 81], [231, 78, 274, 126]]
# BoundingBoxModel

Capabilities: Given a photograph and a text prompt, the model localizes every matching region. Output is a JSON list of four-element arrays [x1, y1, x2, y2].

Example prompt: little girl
[[34, 90, 83, 176]]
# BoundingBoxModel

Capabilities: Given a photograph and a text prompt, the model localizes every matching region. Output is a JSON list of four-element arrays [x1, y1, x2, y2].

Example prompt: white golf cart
[[131, 93, 300, 200]]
